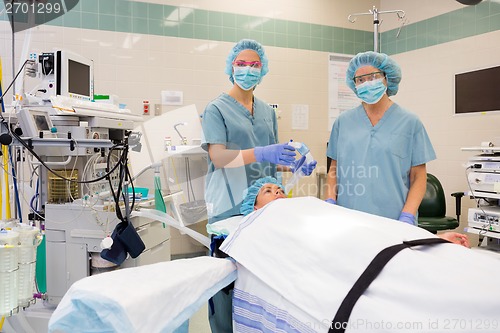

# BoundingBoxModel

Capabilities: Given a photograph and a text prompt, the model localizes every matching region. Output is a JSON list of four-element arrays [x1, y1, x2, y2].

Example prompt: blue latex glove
[[302, 160, 317, 176], [325, 198, 337, 205], [398, 212, 416, 226], [254, 143, 296, 165], [290, 156, 305, 173], [291, 157, 317, 176]]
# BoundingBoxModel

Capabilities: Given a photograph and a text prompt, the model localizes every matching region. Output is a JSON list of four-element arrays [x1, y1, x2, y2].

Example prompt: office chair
[[417, 173, 464, 233]]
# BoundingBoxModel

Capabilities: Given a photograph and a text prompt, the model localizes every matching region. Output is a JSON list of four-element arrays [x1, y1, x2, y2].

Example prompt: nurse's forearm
[[326, 160, 337, 200], [208, 145, 292, 169], [402, 164, 427, 216], [208, 144, 256, 168]]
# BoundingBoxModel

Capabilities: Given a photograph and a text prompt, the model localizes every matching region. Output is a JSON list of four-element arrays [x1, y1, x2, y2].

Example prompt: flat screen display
[[455, 65, 500, 114], [33, 114, 50, 131], [68, 59, 91, 97]]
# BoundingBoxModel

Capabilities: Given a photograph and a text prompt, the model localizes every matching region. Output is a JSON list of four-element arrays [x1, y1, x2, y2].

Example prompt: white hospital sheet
[[48, 256, 237, 333], [221, 197, 500, 332]]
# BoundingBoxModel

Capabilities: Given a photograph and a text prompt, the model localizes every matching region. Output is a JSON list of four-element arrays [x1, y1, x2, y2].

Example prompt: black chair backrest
[[418, 173, 446, 218]]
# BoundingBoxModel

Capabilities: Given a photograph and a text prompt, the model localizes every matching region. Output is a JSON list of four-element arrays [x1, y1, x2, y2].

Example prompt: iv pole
[[348, 6, 405, 53]]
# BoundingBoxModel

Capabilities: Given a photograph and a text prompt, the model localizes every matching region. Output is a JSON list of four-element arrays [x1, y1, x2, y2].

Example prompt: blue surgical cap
[[225, 39, 269, 84], [346, 51, 402, 97], [240, 176, 283, 216]]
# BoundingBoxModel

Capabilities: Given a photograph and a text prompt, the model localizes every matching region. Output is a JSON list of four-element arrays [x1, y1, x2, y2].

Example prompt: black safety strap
[[329, 237, 449, 333]]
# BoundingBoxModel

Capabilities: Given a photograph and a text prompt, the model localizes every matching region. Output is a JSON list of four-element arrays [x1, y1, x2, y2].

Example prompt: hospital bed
[[48, 197, 500, 333]]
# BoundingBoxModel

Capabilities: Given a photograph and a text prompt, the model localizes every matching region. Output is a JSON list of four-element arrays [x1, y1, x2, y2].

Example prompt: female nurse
[[202, 39, 316, 225], [326, 51, 436, 226], [201, 39, 316, 332]]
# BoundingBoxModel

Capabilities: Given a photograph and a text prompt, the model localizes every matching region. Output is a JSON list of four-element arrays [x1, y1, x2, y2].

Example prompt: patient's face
[[254, 184, 286, 211]]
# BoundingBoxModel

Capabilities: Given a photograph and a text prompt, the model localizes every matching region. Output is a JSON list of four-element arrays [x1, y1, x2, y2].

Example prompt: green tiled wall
[[1, 1, 499, 55], [380, 1, 500, 54]]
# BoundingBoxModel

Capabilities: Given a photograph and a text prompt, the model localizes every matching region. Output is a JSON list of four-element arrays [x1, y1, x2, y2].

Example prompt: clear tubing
[[131, 209, 210, 248]]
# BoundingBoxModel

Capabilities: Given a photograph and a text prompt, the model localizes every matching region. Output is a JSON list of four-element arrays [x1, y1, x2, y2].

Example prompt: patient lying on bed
[[219, 177, 499, 332], [240, 176, 469, 247]]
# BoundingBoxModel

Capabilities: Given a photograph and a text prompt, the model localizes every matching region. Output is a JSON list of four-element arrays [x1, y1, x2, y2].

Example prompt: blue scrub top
[[327, 103, 436, 220], [202, 93, 278, 223]]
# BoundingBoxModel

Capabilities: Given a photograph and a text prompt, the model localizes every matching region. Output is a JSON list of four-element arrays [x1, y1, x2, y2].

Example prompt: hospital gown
[[327, 103, 436, 220]]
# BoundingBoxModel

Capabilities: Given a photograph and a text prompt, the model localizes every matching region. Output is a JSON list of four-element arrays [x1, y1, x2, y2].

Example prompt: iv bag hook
[[348, 6, 406, 53]]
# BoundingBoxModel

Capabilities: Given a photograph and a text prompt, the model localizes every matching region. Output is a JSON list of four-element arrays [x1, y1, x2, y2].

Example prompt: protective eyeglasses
[[233, 60, 262, 68], [353, 71, 385, 85]]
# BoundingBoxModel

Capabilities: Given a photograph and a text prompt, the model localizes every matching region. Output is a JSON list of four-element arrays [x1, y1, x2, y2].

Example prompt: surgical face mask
[[233, 66, 261, 91], [355, 78, 387, 104]]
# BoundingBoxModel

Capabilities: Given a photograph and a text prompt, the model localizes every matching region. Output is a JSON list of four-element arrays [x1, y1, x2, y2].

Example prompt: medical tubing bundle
[[132, 209, 210, 248], [101, 140, 145, 265], [0, 59, 33, 105], [0, 116, 124, 186], [0, 127, 125, 236], [8, 146, 22, 222], [82, 152, 118, 197], [285, 141, 314, 195], [1, 145, 11, 219]]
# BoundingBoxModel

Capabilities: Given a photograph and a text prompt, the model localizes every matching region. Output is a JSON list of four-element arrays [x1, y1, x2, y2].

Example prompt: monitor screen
[[18, 109, 54, 137], [455, 65, 500, 114], [68, 59, 91, 97], [55, 50, 94, 101], [34, 114, 50, 131]]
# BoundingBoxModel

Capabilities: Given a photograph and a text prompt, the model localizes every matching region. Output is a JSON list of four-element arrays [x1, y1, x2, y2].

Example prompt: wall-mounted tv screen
[[455, 65, 500, 114]]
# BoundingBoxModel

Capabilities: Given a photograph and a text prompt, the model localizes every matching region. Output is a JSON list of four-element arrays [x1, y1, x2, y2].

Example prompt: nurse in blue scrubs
[[203, 39, 294, 225], [201, 39, 316, 333], [326, 51, 435, 226]]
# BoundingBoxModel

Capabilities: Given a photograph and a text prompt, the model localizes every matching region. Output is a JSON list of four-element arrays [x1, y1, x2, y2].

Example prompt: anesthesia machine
[[0, 50, 179, 332]]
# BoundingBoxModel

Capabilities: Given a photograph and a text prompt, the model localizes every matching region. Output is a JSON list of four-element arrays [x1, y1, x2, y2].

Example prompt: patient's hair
[[240, 176, 284, 215]]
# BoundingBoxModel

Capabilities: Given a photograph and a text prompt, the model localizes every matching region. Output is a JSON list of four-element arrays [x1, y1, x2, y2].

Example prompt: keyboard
[[50, 96, 143, 122], [50, 95, 130, 113]]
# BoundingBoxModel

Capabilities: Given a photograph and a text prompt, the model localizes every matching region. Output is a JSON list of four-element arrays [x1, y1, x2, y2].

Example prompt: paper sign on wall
[[161, 90, 183, 105], [328, 53, 359, 130], [292, 104, 309, 130]]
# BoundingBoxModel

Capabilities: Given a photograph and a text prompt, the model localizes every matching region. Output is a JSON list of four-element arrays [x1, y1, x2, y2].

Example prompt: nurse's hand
[[296, 160, 317, 176], [290, 156, 317, 176], [255, 143, 296, 165], [325, 198, 337, 205], [290, 156, 306, 173], [398, 212, 416, 226]]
